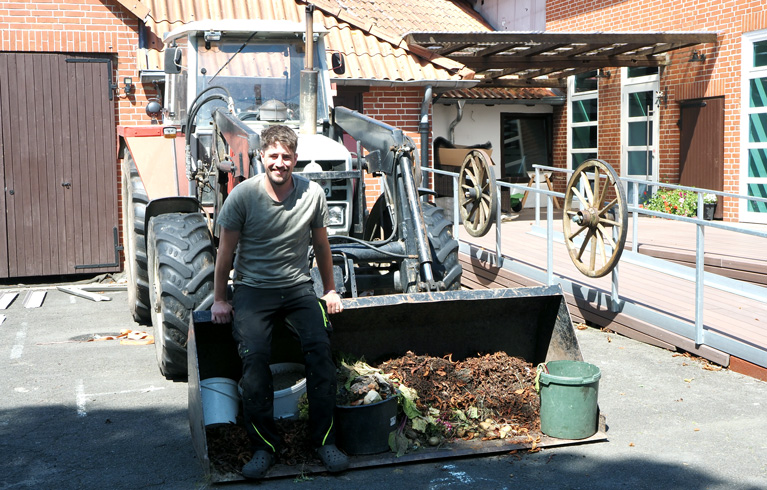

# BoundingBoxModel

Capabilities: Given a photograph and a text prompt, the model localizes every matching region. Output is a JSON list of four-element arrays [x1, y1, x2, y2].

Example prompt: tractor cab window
[[194, 38, 328, 126]]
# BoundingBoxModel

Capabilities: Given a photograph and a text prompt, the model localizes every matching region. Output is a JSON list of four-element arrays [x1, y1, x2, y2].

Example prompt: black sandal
[[241, 450, 274, 479], [316, 444, 349, 473]]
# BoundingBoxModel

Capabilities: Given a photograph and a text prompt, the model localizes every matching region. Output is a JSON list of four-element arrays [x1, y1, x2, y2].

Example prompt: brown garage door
[[0, 53, 119, 279]]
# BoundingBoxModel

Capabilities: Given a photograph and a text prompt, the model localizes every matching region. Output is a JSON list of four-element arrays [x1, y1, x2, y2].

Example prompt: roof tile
[[138, 0, 480, 84]]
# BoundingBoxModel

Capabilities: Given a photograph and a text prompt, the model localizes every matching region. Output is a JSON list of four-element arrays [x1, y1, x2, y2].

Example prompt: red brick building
[[544, 0, 767, 224]]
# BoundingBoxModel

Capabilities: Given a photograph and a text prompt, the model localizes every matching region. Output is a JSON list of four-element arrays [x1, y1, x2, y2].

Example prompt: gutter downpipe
[[448, 100, 465, 144], [419, 85, 433, 172]]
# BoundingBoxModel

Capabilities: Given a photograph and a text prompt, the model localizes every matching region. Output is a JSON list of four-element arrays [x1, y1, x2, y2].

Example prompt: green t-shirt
[[216, 174, 329, 288]]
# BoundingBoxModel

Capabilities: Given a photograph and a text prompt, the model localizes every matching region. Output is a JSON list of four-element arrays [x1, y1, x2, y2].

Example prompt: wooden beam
[[406, 31, 718, 47], [463, 54, 667, 70], [476, 77, 567, 88]]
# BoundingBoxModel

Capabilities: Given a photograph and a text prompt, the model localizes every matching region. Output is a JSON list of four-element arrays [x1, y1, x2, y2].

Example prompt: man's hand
[[211, 300, 234, 324], [322, 291, 343, 314]]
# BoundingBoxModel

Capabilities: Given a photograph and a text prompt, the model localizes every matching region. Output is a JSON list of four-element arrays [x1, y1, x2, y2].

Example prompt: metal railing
[[421, 164, 767, 353]]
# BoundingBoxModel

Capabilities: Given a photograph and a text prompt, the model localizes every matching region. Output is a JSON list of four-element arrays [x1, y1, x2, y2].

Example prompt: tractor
[[118, 9, 628, 481]]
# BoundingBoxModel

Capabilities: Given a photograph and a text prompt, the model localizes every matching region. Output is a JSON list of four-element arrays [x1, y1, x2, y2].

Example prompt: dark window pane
[[572, 126, 597, 149], [749, 113, 767, 142], [628, 91, 653, 117], [627, 66, 659, 78], [502, 116, 551, 177], [574, 71, 598, 93], [755, 40, 767, 67], [571, 152, 597, 170], [572, 98, 598, 123], [628, 121, 652, 146], [628, 150, 652, 176], [751, 77, 767, 108], [749, 148, 767, 178], [747, 183, 767, 212]]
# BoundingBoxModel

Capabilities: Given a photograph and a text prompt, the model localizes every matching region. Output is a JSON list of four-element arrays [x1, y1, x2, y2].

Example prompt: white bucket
[[270, 363, 307, 420], [200, 377, 240, 426]]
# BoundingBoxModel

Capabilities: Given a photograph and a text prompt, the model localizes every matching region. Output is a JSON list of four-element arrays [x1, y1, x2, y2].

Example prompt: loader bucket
[[188, 284, 604, 483]]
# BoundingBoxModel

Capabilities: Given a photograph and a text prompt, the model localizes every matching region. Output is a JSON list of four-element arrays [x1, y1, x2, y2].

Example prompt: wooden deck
[[455, 208, 767, 378]]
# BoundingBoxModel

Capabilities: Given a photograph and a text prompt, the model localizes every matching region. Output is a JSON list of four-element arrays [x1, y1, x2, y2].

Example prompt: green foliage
[[644, 188, 698, 217]]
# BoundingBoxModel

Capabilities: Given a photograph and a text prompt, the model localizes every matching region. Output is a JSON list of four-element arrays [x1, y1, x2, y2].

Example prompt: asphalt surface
[[1, 284, 765, 489]]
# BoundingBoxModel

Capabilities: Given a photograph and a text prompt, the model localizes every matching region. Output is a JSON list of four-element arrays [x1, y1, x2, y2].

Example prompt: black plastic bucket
[[335, 396, 398, 455]]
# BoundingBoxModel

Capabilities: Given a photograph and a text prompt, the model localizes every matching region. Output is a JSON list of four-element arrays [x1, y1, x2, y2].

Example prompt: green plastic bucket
[[537, 360, 601, 440]]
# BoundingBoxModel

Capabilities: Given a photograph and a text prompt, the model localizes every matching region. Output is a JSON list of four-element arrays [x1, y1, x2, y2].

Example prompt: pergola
[[405, 31, 718, 87]]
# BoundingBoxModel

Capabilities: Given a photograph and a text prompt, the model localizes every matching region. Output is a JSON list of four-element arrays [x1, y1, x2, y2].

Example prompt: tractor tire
[[422, 203, 462, 290], [147, 212, 215, 380], [121, 155, 151, 324]]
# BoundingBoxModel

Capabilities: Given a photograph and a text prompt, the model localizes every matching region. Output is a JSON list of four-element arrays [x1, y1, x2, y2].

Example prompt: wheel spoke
[[589, 234, 597, 271], [599, 176, 610, 208], [599, 218, 620, 227], [568, 224, 588, 241], [598, 197, 619, 216], [597, 223, 617, 249], [577, 228, 594, 261], [580, 173, 594, 205], [596, 229, 608, 264], [592, 167, 601, 204], [572, 186, 588, 208]]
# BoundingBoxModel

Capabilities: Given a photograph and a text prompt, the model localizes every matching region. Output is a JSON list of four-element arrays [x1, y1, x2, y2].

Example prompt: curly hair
[[260, 124, 298, 155]]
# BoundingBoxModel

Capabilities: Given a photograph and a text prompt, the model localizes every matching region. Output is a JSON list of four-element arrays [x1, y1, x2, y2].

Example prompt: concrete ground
[[0, 285, 765, 489]]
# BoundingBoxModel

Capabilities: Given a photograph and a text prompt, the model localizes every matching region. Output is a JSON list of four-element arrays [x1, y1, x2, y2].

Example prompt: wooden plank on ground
[[0, 292, 18, 309], [23, 290, 46, 308]]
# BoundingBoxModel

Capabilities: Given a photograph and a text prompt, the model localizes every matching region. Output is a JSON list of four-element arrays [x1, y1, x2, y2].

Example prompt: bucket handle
[[534, 363, 548, 392], [202, 386, 240, 403]]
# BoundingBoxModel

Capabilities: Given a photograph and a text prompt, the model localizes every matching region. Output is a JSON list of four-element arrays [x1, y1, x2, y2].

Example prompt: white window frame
[[567, 73, 599, 170], [740, 29, 767, 224], [621, 68, 660, 201]]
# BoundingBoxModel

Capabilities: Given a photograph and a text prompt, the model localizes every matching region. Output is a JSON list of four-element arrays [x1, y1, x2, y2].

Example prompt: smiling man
[[211, 124, 348, 479]]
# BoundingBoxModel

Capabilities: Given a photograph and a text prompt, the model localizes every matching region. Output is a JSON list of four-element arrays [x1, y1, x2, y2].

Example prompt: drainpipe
[[419, 85, 433, 167], [448, 100, 465, 144]]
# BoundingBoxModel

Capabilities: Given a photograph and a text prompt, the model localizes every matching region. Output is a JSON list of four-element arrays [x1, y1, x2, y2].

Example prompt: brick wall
[[362, 86, 428, 210], [0, 1, 150, 125], [546, 0, 767, 221]]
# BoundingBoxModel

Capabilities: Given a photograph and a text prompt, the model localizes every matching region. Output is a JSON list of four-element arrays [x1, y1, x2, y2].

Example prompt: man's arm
[[211, 226, 240, 324], [312, 227, 343, 314]]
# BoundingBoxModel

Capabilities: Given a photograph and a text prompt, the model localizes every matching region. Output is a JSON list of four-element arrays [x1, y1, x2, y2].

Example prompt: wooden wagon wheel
[[459, 149, 498, 237], [563, 159, 628, 278]]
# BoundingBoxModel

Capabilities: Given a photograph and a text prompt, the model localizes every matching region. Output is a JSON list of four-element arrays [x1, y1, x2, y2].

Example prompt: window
[[741, 32, 767, 222], [621, 68, 660, 204], [568, 71, 599, 169], [500, 114, 552, 178]]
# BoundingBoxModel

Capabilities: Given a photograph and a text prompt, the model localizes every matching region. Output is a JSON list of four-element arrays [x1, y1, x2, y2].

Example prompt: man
[[210, 124, 349, 479]]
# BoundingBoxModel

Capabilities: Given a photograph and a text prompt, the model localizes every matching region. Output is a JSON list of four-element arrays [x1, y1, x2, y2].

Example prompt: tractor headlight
[[328, 205, 345, 227]]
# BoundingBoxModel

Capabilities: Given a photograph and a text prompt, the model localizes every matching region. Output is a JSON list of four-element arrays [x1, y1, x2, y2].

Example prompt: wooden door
[[0, 53, 118, 278], [679, 96, 724, 218]]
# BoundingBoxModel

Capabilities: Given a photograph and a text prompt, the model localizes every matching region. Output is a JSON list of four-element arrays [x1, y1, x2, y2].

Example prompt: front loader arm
[[333, 106, 442, 291], [212, 110, 261, 181]]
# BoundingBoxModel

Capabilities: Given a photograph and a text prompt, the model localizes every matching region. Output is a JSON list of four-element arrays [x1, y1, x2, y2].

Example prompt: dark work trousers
[[232, 281, 337, 454]]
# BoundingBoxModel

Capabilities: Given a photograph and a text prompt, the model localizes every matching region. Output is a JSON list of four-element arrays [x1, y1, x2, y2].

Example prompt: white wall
[[433, 101, 552, 155], [471, 0, 546, 31]]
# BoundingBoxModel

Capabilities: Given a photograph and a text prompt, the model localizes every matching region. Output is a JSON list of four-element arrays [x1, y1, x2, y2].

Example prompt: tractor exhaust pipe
[[300, 4, 318, 135]]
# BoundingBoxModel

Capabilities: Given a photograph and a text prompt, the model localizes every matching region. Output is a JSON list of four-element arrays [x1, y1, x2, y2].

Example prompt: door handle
[[62, 182, 72, 189]]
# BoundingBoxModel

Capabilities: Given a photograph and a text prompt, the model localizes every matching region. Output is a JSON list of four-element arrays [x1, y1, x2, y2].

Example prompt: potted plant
[[702, 193, 717, 220]]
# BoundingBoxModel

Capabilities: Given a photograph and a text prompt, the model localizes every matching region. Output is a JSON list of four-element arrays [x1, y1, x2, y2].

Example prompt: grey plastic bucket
[[538, 360, 601, 440]]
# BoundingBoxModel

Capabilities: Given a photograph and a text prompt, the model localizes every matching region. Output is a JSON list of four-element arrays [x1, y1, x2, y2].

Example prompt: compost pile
[[381, 351, 540, 428], [206, 351, 540, 474]]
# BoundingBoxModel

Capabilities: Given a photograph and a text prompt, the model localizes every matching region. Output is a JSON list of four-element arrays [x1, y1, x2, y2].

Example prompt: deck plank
[[453, 208, 767, 368]]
